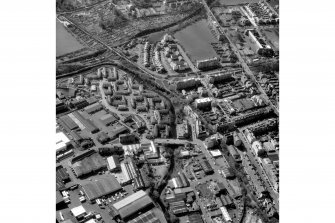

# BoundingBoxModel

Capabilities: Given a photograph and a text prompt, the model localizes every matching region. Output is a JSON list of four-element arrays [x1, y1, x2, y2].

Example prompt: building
[[56, 131, 71, 154], [97, 132, 110, 144], [110, 126, 129, 139], [210, 149, 222, 158], [56, 131, 74, 161], [99, 113, 117, 126], [112, 190, 154, 220], [200, 160, 214, 175], [141, 141, 159, 159], [82, 176, 122, 202], [127, 210, 161, 223], [119, 134, 136, 144], [176, 78, 202, 90], [71, 152, 106, 178], [71, 205, 86, 219], [163, 0, 193, 9], [195, 97, 213, 109], [59, 115, 79, 131], [176, 120, 189, 139], [107, 155, 121, 172], [196, 57, 219, 70], [72, 111, 99, 134], [208, 72, 232, 84], [220, 207, 232, 222], [203, 135, 219, 149]]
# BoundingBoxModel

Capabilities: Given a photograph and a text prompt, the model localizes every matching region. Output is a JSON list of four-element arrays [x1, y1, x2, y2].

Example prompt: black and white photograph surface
[[56, 0, 279, 223]]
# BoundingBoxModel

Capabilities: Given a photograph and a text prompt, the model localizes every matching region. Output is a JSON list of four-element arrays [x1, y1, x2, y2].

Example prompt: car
[[112, 196, 115, 201]]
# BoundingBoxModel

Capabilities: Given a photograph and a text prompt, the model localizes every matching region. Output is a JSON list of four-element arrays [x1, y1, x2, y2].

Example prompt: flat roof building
[[71, 205, 86, 219], [56, 132, 71, 154]]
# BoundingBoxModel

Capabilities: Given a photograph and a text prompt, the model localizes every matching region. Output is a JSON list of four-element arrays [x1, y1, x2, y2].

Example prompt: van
[[96, 199, 102, 206]]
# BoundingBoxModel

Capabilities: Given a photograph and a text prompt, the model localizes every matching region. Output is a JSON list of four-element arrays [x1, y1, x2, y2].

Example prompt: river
[[56, 19, 85, 57]]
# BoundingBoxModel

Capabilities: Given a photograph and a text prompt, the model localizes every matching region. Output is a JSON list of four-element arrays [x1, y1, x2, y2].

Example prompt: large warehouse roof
[[85, 103, 103, 114], [99, 113, 117, 126], [72, 153, 106, 178], [113, 190, 147, 210], [82, 176, 122, 201], [128, 210, 160, 223], [59, 115, 79, 130], [112, 190, 154, 219]]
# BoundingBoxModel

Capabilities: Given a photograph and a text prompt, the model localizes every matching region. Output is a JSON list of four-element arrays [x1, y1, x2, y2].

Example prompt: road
[[200, 0, 278, 116]]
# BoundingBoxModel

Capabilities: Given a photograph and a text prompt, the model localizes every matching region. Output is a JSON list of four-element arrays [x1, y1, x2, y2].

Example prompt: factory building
[[112, 190, 154, 220], [72, 111, 99, 134], [82, 176, 122, 202]]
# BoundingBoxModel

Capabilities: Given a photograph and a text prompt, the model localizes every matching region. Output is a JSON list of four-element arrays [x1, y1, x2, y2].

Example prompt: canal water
[[173, 19, 218, 61], [56, 19, 85, 57]]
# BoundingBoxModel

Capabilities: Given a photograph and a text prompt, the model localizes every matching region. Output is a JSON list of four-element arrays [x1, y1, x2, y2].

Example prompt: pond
[[56, 19, 85, 57], [173, 19, 218, 61]]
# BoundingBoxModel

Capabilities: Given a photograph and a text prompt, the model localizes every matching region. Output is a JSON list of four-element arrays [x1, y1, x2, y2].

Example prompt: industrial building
[[99, 113, 117, 126], [85, 103, 103, 114], [72, 111, 99, 134], [112, 190, 154, 220], [127, 210, 161, 223], [71, 152, 106, 178], [110, 126, 129, 140], [59, 115, 79, 131], [82, 176, 122, 202], [107, 155, 121, 172]]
